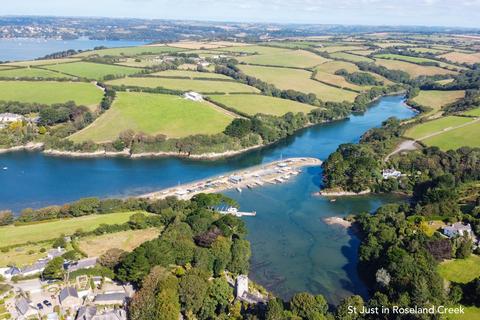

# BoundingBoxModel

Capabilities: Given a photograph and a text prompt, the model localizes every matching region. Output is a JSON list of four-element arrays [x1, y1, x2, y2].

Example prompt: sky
[[2, 0, 480, 28]]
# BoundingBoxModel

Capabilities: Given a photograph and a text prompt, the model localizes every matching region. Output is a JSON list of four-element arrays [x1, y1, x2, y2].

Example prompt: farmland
[[70, 92, 234, 142], [404, 116, 474, 140], [0, 67, 74, 79], [0, 211, 143, 247], [152, 69, 233, 80], [2, 57, 81, 67], [462, 107, 480, 117], [411, 90, 465, 116], [43, 61, 141, 80], [213, 45, 288, 55], [238, 64, 358, 102], [440, 52, 480, 64], [237, 49, 330, 68], [106, 76, 259, 93], [208, 94, 315, 116], [329, 52, 374, 63], [0, 80, 103, 106], [421, 120, 480, 150], [78, 228, 161, 257], [74, 44, 184, 57], [437, 255, 480, 283], [374, 53, 462, 70], [374, 58, 457, 77]]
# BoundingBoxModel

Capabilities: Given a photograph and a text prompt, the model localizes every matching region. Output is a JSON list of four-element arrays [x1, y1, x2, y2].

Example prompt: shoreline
[[323, 216, 352, 228], [316, 188, 371, 197], [0, 142, 44, 154]]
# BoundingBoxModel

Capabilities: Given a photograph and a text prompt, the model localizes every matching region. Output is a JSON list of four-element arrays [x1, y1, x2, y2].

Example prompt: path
[[205, 100, 246, 119]]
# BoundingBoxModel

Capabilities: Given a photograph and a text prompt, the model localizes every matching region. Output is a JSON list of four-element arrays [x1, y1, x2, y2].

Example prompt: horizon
[[2, 0, 480, 29]]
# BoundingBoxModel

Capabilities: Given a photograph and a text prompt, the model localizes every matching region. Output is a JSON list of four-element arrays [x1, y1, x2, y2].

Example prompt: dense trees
[[43, 257, 64, 279]]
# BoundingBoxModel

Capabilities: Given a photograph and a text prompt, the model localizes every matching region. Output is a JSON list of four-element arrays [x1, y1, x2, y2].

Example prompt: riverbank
[[316, 188, 371, 197], [0, 142, 44, 154], [141, 157, 322, 200], [323, 216, 352, 228]]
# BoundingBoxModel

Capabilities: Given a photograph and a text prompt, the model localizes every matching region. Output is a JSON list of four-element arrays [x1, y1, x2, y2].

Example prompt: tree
[[228, 239, 251, 274], [211, 237, 232, 276], [455, 237, 473, 259], [290, 293, 328, 319], [116, 247, 150, 284], [224, 119, 252, 138], [43, 257, 64, 280], [335, 295, 364, 320], [98, 248, 127, 269], [0, 210, 13, 226], [178, 269, 210, 314], [266, 298, 285, 320], [52, 236, 67, 249]]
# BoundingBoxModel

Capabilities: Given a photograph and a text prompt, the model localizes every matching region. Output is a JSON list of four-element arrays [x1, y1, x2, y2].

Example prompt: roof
[[94, 292, 127, 303], [76, 306, 97, 320], [59, 287, 79, 303], [21, 260, 48, 274], [6, 266, 21, 276], [15, 297, 33, 315], [444, 222, 472, 232], [68, 257, 98, 272]]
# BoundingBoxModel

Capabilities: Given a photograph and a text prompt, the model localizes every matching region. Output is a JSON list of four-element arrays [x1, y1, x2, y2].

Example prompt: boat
[[330, 199, 337, 203], [236, 187, 242, 193], [2, 167, 7, 170]]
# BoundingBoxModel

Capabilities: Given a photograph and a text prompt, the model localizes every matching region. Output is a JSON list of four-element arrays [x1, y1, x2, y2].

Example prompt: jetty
[[141, 157, 322, 201]]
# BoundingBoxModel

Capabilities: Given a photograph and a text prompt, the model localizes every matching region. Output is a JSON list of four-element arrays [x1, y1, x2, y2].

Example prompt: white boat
[[2, 167, 7, 170], [236, 187, 242, 193]]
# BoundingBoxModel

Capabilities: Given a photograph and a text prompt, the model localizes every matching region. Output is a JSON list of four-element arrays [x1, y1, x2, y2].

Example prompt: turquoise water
[[0, 96, 415, 303], [0, 37, 147, 61]]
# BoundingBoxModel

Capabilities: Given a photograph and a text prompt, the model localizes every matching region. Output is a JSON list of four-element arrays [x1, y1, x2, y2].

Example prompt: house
[[76, 306, 126, 320], [229, 175, 242, 184], [93, 292, 127, 306], [184, 91, 203, 101], [235, 275, 267, 304], [382, 168, 402, 179], [21, 260, 48, 277], [15, 296, 38, 318], [0, 113, 24, 123], [67, 257, 98, 272], [1, 266, 21, 279], [443, 222, 474, 239], [48, 247, 65, 260], [59, 287, 82, 309]]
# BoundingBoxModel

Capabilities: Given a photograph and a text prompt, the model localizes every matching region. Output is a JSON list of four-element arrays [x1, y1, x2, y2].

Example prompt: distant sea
[[0, 37, 148, 61]]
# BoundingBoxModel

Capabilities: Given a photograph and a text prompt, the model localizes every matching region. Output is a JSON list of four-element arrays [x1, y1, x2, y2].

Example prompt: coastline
[[0, 142, 44, 154], [316, 188, 371, 197]]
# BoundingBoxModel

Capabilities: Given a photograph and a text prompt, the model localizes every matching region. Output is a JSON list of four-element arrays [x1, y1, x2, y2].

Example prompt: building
[[76, 306, 126, 320], [67, 257, 98, 272], [235, 275, 249, 299], [229, 175, 242, 184], [1, 266, 21, 279], [93, 292, 127, 306], [21, 260, 48, 277], [184, 91, 203, 102], [59, 287, 82, 309], [382, 168, 402, 179], [48, 247, 65, 259], [443, 222, 474, 238], [15, 296, 38, 319], [0, 113, 24, 123]]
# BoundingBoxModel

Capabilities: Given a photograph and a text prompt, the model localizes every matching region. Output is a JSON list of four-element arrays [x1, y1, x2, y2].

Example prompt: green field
[[44, 61, 141, 80], [329, 52, 374, 62], [438, 255, 480, 283], [447, 306, 480, 320], [70, 92, 234, 142], [2, 58, 81, 67], [214, 45, 289, 55], [0, 81, 103, 106], [106, 76, 258, 93], [374, 53, 462, 70], [75, 45, 184, 57], [422, 120, 480, 150], [238, 64, 357, 102], [318, 45, 367, 53], [405, 116, 474, 140], [257, 41, 319, 49], [462, 107, 480, 117], [152, 69, 233, 80], [0, 67, 74, 79], [209, 94, 315, 116], [237, 49, 330, 68], [375, 58, 457, 78], [412, 90, 465, 116], [0, 212, 142, 247]]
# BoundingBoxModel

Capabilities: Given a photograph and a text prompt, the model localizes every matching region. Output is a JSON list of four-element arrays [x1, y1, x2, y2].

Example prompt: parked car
[[43, 300, 52, 307], [37, 303, 44, 310]]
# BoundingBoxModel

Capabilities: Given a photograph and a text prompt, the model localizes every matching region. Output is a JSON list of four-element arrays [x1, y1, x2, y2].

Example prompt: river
[[0, 37, 147, 61], [0, 95, 416, 303]]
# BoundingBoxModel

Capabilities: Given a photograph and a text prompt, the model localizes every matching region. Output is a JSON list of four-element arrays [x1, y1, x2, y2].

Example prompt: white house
[[21, 260, 48, 277], [236, 275, 249, 299], [443, 222, 474, 239], [382, 169, 402, 179], [76, 306, 126, 320], [184, 91, 203, 102], [0, 113, 24, 123], [15, 297, 38, 319]]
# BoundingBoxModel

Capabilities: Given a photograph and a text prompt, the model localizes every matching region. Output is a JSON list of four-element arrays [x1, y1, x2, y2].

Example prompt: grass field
[[314, 70, 365, 91], [209, 94, 315, 116], [114, 56, 164, 68], [70, 92, 234, 142], [438, 255, 480, 283], [75, 45, 184, 57], [0, 67, 74, 79], [405, 116, 474, 140], [410, 47, 447, 54], [440, 52, 480, 64], [374, 53, 462, 70], [375, 58, 457, 77], [314, 60, 391, 86], [329, 52, 374, 62], [0, 81, 103, 106], [422, 120, 480, 150], [318, 45, 366, 53], [238, 65, 357, 103], [237, 49, 330, 68], [258, 41, 318, 49], [0, 212, 142, 247], [436, 79, 455, 85], [214, 45, 289, 55], [152, 69, 233, 80], [78, 228, 161, 257], [315, 60, 359, 74], [462, 107, 480, 117], [0, 242, 49, 267], [412, 90, 465, 116], [44, 61, 140, 80], [106, 76, 258, 93], [448, 306, 480, 320]]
